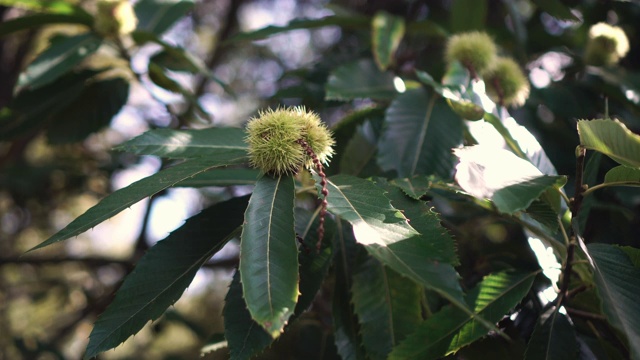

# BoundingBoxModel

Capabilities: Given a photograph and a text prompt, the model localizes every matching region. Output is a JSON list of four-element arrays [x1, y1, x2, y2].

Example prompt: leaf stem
[[582, 181, 640, 197]]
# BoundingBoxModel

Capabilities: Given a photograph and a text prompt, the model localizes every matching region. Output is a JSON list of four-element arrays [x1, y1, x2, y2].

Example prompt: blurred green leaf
[[84, 196, 248, 359], [378, 88, 463, 178], [339, 121, 379, 176], [371, 11, 405, 71], [325, 59, 397, 101], [451, 0, 487, 32], [115, 127, 248, 160], [18, 33, 102, 89], [389, 271, 537, 360], [524, 309, 578, 360], [226, 15, 369, 43], [618, 246, 640, 268], [30, 157, 243, 251], [352, 257, 421, 360], [148, 61, 185, 93], [47, 76, 129, 144], [240, 175, 298, 337], [604, 165, 640, 185], [134, 0, 194, 35], [323, 175, 469, 312], [0, 69, 97, 140], [534, 0, 579, 21], [0, 13, 92, 37], [578, 119, 640, 169], [0, 0, 91, 16], [587, 243, 640, 360]]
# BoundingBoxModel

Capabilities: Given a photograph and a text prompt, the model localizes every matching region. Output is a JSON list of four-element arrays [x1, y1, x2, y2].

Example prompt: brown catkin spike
[[296, 139, 329, 252]]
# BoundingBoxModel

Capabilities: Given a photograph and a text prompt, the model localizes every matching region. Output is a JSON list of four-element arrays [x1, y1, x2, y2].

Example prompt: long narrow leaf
[[31, 157, 242, 251], [114, 127, 248, 159], [84, 195, 249, 359], [586, 243, 640, 360], [352, 257, 421, 360], [239, 175, 298, 337], [0, 13, 93, 37], [371, 11, 405, 70]]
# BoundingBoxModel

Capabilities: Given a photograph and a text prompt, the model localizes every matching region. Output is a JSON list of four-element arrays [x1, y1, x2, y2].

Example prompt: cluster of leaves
[[2, 0, 640, 359]]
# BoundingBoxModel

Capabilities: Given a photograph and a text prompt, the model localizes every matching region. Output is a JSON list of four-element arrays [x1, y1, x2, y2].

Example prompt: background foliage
[[1, 0, 640, 359]]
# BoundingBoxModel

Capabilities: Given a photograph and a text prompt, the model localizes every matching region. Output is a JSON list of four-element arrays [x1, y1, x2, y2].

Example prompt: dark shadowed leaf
[[524, 309, 578, 360], [332, 220, 367, 360], [114, 127, 248, 159], [224, 272, 274, 360], [84, 195, 248, 359], [0, 69, 97, 140], [325, 59, 397, 101], [30, 157, 241, 251], [578, 119, 640, 169], [378, 88, 463, 178], [586, 243, 640, 360], [389, 271, 536, 360], [534, 0, 579, 21], [175, 168, 260, 187], [339, 121, 380, 177], [18, 33, 102, 89], [0, 13, 93, 37], [47, 76, 129, 144], [492, 176, 566, 214], [240, 175, 298, 337], [371, 11, 405, 70], [134, 0, 194, 35], [352, 256, 421, 360]]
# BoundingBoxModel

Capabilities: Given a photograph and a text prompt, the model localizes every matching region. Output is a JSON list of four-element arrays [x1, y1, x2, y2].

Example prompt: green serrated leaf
[[352, 256, 421, 360], [371, 11, 405, 71], [226, 15, 369, 44], [18, 33, 102, 89], [390, 176, 432, 200], [382, 183, 459, 265], [325, 59, 397, 101], [134, 0, 194, 35], [332, 220, 367, 360], [578, 119, 640, 169], [174, 168, 260, 187], [524, 309, 578, 360], [604, 165, 640, 185], [0, 13, 93, 37], [534, 0, 579, 21], [323, 175, 468, 311], [84, 195, 248, 359], [389, 271, 537, 360], [114, 127, 248, 160], [30, 157, 241, 251], [492, 175, 566, 214], [240, 175, 298, 337], [339, 121, 379, 176], [378, 88, 463, 178], [47, 76, 129, 144], [586, 243, 640, 360], [224, 272, 273, 360], [451, 0, 487, 32]]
